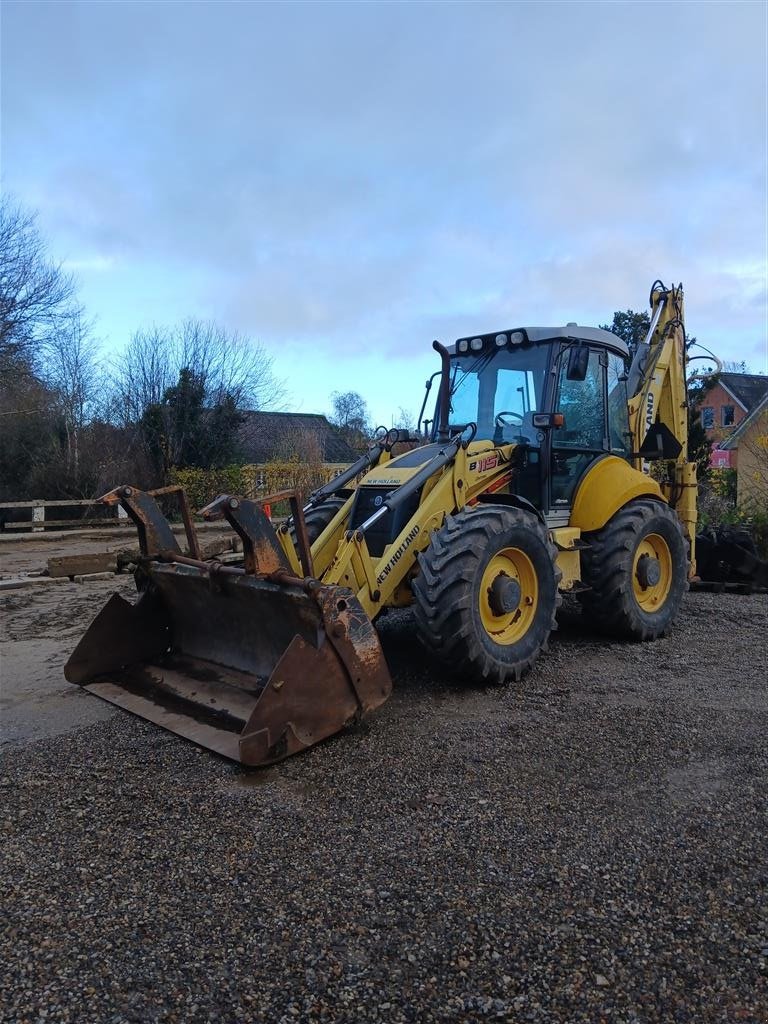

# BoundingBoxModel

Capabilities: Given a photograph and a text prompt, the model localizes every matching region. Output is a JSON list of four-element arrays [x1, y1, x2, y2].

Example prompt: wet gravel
[[2, 591, 767, 1023]]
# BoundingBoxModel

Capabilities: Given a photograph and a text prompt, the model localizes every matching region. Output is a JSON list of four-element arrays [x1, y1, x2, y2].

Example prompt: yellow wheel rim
[[478, 547, 538, 645], [632, 533, 673, 612]]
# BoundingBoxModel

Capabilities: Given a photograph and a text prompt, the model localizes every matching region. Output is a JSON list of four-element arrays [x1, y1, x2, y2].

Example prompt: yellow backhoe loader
[[66, 280, 696, 766]]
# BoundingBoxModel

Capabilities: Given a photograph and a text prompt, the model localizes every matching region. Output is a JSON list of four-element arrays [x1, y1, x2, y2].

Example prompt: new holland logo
[[645, 392, 655, 430], [376, 524, 420, 585]]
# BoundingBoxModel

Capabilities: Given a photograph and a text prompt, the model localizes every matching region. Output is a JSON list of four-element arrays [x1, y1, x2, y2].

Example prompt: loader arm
[[626, 282, 697, 569], [320, 437, 517, 619]]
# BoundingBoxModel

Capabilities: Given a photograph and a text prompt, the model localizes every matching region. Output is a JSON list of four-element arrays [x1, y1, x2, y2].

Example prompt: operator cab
[[441, 325, 632, 516]]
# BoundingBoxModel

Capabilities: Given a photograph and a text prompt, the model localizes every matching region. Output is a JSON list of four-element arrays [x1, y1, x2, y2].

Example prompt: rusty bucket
[[64, 487, 391, 766]]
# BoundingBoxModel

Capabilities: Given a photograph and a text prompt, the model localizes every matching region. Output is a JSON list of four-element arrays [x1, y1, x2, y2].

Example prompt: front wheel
[[290, 496, 347, 547], [412, 506, 561, 684], [579, 498, 688, 639]]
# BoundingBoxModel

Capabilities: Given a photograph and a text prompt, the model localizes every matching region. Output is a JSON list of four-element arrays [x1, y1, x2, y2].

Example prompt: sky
[[2, 0, 766, 426]]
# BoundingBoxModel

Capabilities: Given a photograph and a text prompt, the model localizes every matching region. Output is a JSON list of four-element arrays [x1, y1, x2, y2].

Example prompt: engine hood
[[360, 440, 512, 489]]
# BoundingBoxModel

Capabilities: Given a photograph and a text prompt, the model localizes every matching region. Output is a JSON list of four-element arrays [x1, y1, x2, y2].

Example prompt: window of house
[[722, 405, 735, 427], [701, 407, 714, 429]]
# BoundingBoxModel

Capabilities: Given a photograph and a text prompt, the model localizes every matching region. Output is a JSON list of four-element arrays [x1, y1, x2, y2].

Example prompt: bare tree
[[277, 423, 325, 465], [111, 325, 175, 427], [330, 390, 371, 450], [330, 390, 369, 430], [113, 319, 282, 425], [393, 406, 417, 433], [0, 195, 91, 498], [41, 309, 102, 478], [721, 360, 751, 373], [0, 196, 76, 374], [175, 319, 280, 409], [110, 319, 283, 482]]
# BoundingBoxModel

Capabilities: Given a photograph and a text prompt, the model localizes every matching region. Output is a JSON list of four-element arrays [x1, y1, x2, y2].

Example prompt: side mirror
[[566, 343, 589, 381]]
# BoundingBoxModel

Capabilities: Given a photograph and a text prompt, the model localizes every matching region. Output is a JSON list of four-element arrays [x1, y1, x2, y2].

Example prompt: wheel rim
[[632, 533, 673, 612], [479, 547, 538, 645]]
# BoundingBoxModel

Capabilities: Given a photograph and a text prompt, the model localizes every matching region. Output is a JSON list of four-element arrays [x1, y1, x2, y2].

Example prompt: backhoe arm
[[626, 282, 696, 571]]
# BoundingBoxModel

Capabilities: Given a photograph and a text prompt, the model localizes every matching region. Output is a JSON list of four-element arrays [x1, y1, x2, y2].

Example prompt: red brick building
[[702, 372, 768, 468], [701, 373, 767, 435]]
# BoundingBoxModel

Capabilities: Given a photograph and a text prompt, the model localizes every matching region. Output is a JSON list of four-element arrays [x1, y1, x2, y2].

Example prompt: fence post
[[32, 505, 45, 533]]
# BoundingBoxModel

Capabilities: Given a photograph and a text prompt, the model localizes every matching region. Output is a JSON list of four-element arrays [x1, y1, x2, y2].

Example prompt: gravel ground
[[1, 587, 767, 1023]]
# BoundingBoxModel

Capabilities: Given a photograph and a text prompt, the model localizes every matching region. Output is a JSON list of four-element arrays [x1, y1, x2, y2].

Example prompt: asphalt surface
[[1, 587, 767, 1023]]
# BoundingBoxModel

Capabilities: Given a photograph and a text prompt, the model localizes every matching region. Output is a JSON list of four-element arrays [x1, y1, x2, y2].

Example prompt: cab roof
[[450, 325, 629, 358]]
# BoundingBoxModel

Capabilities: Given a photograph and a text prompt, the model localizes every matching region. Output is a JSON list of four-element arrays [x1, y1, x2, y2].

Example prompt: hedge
[[170, 460, 351, 512]]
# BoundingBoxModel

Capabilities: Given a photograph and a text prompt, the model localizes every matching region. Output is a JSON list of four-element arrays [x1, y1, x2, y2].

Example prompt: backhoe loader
[[66, 280, 696, 766]]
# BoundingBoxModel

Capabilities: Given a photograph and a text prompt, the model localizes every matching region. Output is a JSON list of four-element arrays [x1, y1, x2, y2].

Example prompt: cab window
[[607, 352, 630, 456], [550, 348, 608, 508], [555, 349, 607, 450], [449, 346, 550, 445]]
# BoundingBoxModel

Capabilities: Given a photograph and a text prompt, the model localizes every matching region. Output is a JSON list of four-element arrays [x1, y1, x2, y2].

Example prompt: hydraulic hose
[[303, 441, 385, 511]]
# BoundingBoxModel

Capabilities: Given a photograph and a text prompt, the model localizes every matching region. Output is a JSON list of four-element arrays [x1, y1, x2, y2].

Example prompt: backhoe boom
[[627, 282, 696, 569]]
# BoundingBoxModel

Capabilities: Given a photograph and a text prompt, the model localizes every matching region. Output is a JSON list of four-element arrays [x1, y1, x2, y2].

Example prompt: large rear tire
[[579, 498, 688, 639], [412, 506, 561, 683]]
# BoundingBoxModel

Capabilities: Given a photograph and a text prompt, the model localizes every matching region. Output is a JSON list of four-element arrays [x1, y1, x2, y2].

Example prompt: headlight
[[458, 339, 469, 353], [470, 337, 483, 351], [509, 330, 525, 345], [495, 334, 507, 347]]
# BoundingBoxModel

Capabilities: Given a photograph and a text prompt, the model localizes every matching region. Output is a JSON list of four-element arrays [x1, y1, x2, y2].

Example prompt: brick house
[[702, 373, 768, 468], [701, 373, 768, 436]]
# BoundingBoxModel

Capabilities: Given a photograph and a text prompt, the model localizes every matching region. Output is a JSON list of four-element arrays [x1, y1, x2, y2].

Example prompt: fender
[[475, 491, 546, 525], [570, 455, 662, 532]]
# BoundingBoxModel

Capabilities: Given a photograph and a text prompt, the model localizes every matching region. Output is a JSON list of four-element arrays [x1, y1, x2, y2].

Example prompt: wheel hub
[[487, 573, 522, 616], [478, 546, 539, 646], [636, 554, 661, 589]]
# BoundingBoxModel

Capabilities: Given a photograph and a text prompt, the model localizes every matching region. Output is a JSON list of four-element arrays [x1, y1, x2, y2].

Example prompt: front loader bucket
[[64, 487, 392, 766]]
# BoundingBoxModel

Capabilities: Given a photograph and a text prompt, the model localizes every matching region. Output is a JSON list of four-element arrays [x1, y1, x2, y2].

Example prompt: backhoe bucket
[[64, 488, 392, 766]]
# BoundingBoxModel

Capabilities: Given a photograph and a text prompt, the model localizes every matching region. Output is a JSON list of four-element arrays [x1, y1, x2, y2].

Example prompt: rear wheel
[[412, 506, 561, 683], [579, 498, 688, 639]]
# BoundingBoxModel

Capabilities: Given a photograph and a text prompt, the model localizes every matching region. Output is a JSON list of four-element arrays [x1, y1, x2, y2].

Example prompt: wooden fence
[[0, 463, 355, 534], [0, 499, 129, 533]]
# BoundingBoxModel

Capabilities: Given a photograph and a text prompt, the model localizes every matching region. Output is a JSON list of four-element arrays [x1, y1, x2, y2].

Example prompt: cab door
[[549, 348, 610, 514]]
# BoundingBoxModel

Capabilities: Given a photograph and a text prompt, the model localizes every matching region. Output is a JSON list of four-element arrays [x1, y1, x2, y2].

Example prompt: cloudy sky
[[2, 0, 766, 424]]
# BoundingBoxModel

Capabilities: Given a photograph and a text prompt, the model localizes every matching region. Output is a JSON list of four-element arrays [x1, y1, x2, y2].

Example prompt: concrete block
[[48, 552, 118, 578], [0, 575, 70, 591]]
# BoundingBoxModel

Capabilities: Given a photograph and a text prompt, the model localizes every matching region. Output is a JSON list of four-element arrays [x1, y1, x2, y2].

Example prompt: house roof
[[238, 411, 361, 464], [718, 373, 768, 413], [722, 392, 768, 450]]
